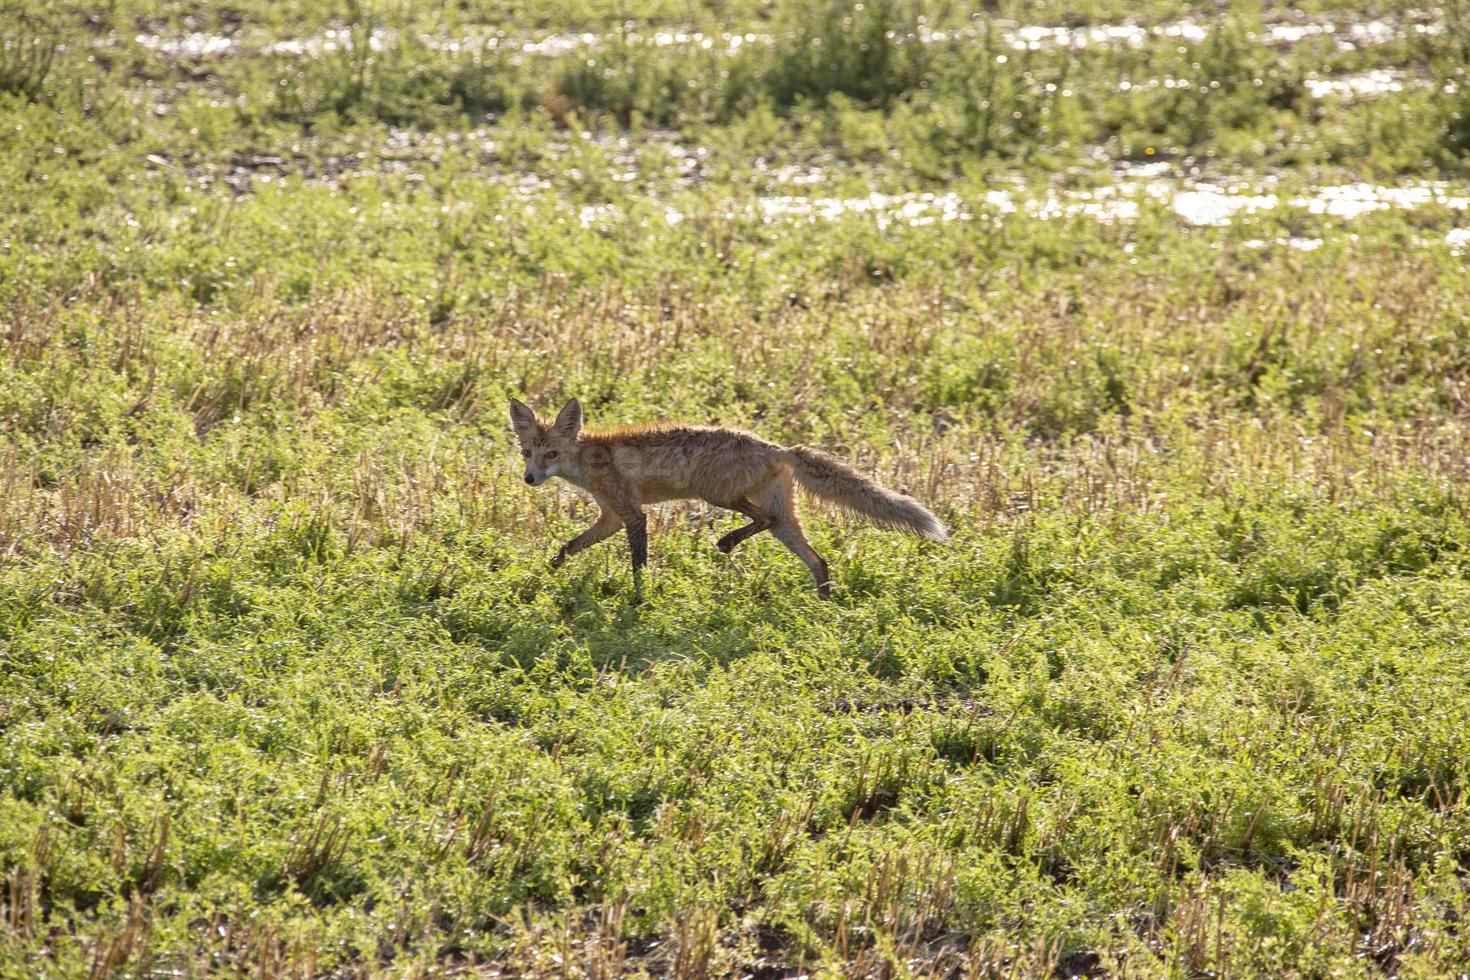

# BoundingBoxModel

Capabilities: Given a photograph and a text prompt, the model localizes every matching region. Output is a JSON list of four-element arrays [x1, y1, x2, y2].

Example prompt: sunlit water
[[127, 12, 1447, 120], [579, 177, 1470, 253], [127, 14, 1467, 252], [138, 120, 1469, 250], [131, 9, 1445, 63]]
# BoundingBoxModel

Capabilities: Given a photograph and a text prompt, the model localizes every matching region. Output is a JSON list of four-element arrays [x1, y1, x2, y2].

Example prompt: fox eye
[[544, 451, 559, 460], [521, 449, 530, 458]]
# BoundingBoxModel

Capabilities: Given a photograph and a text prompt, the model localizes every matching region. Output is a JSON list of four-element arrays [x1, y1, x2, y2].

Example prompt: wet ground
[[121, 10, 1469, 252], [139, 125, 1470, 253], [129, 8, 1445, 67]]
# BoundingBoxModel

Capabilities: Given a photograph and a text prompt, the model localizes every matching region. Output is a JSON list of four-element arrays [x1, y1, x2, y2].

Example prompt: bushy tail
[[784, 446, 949, 542]]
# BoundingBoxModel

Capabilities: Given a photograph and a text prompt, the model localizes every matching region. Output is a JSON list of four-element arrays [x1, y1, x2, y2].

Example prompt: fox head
[[509, 397, 582, 486]]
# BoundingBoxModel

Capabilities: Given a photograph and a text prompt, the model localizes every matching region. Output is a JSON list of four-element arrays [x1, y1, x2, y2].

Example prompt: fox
[[510, 397, 948, 598]]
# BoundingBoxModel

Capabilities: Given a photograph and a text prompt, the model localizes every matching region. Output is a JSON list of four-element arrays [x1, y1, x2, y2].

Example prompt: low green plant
[[3, 2, 1470, 975]]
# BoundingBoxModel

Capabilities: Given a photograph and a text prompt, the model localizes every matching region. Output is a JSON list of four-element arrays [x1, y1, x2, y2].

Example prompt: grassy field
[[3, 0, 1470, 976]]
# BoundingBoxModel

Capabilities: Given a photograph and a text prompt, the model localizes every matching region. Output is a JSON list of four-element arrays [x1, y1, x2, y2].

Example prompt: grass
[[3, 0, 1470, 976]]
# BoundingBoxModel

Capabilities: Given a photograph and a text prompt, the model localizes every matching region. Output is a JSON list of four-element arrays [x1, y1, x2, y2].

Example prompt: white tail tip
[[919, 518, 950, 543]]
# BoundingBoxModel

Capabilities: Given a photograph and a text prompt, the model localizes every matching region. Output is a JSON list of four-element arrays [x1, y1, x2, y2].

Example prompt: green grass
[[3, 0, 1470, 976]]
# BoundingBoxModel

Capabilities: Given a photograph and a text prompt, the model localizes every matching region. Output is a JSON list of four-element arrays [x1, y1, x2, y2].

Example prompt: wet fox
[[510, 398, 947, 598]]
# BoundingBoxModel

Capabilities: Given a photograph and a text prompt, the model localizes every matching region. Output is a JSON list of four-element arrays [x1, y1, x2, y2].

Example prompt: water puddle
[[1002, 19, 1207, 50], [261, 27, 769, 59], [265, 29, 391, 57], [1038, 180, 1469, 227], [751, 191, 976, 228], [1266, 16, 1441, 45], [750, 179, 1466, 229], [1305, 184, 1468, 217], [1242, 236, 1324, 251], [135, 26, 1425, 119], [137, 116, 1469, 250], [128, 10, 1443, 64], [1305, 70, 1407, 99], [1000, 12, 1439, 50], [579, 177, 1470, 239], [134, 32, 238, 57]]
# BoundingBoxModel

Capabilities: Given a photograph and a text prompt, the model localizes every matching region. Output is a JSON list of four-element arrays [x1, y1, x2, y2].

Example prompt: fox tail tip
[[919, 519, 950, 544]]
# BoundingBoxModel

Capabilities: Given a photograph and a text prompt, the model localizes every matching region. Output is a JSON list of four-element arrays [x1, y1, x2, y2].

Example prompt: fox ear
[[552, 398, 583, 440], [509, 398, 538, 438]]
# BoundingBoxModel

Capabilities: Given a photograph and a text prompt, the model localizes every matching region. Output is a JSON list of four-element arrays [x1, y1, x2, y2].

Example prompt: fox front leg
[[551, 510, 623, 568], [624, 513, 648, 587]]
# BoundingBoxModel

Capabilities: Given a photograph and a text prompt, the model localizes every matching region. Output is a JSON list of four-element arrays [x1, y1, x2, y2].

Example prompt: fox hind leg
[[716, 497, 774, 554], [758, 471, 831, 599], [770, 520, 831, 599]]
